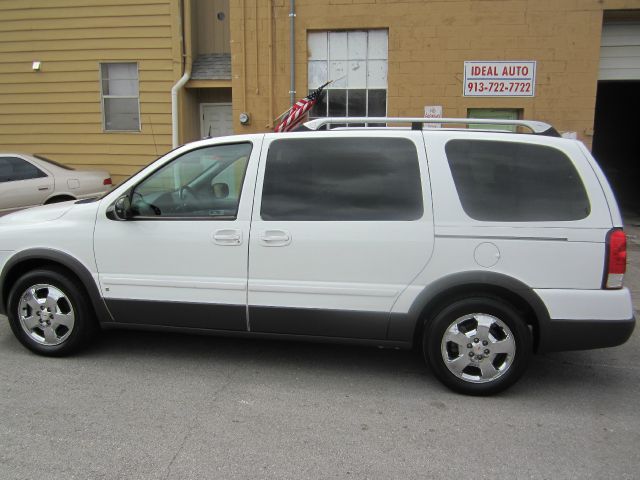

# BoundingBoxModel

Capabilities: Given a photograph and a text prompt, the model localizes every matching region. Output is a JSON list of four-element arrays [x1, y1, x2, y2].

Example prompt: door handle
[[38, 186, 49, 191], [260, 230, 291, 246], [213, 229, 242, 245]]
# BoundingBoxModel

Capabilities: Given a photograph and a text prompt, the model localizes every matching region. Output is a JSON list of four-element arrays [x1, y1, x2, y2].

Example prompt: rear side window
[[261, 137, 423, 221], [445, 140, 590, 221], [0, 157, 47, 183]]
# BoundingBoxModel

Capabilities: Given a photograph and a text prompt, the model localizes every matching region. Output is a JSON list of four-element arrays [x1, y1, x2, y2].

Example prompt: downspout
[[267, 0, 274, 127], [171, 0, 193, 148], [289, 0, 295, 106]]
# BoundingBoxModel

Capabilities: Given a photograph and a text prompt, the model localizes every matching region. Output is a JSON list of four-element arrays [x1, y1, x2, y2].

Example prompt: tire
[[423, 296, 532, 396], [7, 268, 97, 356]]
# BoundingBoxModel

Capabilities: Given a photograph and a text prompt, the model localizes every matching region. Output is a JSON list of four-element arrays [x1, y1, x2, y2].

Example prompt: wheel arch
[[391, 271, 551, 353], [0, 248, 112, 324], [44, 193, 76, 204]]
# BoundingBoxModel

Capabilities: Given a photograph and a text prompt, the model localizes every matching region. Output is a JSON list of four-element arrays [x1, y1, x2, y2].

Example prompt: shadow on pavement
[[62, 326, 636, 398]]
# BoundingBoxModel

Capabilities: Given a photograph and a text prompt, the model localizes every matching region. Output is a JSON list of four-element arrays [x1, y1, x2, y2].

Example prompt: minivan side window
[[130, 143, 252, 219], [445, 140, 591, 222], [261, 137, 423, 221]]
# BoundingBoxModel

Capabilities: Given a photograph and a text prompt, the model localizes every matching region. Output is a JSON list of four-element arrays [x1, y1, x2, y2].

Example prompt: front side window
[[445, 140, 591, 221], [131, 143, 252, 218], [261, 138, 423, 221], [307, 30, 388, 126], [0, 157, 47, 183], [101, 63, 140, 131]]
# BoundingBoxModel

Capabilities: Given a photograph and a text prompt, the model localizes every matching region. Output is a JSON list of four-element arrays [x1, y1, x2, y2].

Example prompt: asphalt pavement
[[1, 226, 639, 479]]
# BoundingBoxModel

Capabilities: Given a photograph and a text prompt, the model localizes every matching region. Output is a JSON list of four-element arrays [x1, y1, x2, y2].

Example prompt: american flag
[[275, 82, 329, 133]]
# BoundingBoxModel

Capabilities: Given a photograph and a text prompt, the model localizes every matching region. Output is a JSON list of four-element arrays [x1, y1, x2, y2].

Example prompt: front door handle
[[213, 229, 242, 245], [260, 230, 291, 247]]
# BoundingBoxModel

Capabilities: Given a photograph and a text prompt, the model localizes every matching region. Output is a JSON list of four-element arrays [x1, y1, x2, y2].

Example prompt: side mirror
[[107, 194, 132, 221]]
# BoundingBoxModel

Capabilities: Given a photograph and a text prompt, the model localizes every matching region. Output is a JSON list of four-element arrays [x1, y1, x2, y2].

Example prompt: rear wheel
[[7, 268, 97, 356], [424, 296, 532, 395]]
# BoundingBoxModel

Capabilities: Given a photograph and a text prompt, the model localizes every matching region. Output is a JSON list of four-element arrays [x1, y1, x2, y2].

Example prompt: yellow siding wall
[[195, 0, 230, 54], [0, 0, 181, 184], [230, 0, 640, 147]]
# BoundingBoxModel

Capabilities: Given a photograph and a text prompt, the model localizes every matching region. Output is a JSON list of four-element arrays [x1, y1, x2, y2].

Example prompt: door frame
[[200, 102, 233, 139]]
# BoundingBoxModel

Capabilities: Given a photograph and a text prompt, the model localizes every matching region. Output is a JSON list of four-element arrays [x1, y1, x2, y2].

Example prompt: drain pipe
[[289, 0, 295, 106], [171, 0, 193, 148]]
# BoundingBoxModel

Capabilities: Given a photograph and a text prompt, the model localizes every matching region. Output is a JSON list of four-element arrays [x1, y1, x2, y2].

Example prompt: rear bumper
[[534, 287, 635, 351], [538, 316, 635, 352]]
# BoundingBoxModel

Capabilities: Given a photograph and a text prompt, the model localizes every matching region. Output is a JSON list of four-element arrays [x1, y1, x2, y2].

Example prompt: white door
[[0, 156, 53, 213], [201, 103, 233, 138], [93, 139, 261, 331], [599, 23, 640, 80], [247, 131, 434, 340]]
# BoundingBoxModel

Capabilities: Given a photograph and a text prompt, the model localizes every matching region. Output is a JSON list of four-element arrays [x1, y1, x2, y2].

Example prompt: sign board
[[424, 105, 442, 128], [464, 61, 536, 97]]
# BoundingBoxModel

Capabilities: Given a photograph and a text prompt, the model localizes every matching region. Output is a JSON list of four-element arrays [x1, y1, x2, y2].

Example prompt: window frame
[[99, 62, 141, 133], [126, 142, 253, 221], [259, 136, 424, 222], [307, 29, 388, 125], [444, 138, 592, 222]]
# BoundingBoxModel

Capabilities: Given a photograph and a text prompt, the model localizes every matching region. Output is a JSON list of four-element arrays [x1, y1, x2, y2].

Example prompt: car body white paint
[[93, 135, 263, 307], [248, 130, 435, 313]]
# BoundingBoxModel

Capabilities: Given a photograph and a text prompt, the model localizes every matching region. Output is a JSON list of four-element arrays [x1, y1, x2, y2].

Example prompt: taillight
[[103, 178, 112, 186], [603, 228, 626, 289]]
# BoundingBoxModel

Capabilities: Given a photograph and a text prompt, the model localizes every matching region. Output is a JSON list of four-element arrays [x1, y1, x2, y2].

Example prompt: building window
[[467, 108, 522, 132], [100, 63, 140, 131], [307, 30, 388, 125]]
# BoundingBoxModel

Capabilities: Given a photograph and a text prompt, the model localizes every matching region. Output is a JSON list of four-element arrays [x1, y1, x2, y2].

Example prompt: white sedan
[[0, 153, 112, 214]]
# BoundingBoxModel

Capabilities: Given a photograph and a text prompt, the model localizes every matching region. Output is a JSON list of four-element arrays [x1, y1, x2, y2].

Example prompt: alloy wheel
[[18, 284, 75, 346], [440, 313, 516, 384]]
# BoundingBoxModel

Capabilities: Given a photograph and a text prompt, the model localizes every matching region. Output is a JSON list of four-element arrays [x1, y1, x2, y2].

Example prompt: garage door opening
[[592, 81, 640, 214], [593, 16, 640, 214]]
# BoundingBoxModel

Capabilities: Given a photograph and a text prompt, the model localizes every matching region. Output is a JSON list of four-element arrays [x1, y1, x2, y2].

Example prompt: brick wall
[[230, 0, 640, 146]]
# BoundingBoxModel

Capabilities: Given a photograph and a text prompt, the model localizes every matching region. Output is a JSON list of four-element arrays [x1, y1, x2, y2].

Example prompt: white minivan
[[0, 117, 634, 395]]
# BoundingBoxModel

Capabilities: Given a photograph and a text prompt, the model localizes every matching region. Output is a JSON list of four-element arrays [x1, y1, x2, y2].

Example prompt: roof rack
[[301, 117, 560, 137]]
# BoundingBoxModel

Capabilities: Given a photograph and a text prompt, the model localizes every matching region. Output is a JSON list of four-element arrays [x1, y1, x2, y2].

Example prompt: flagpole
[[272, 79, 336, 127]]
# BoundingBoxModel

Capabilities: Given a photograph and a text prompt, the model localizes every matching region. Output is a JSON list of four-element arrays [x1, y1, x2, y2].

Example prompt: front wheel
[[424, 297, 532, 395], [7, 268, 97, 356]]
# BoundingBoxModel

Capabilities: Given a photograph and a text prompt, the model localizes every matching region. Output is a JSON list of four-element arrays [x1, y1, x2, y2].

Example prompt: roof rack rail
[[301, 117, 560, 137]]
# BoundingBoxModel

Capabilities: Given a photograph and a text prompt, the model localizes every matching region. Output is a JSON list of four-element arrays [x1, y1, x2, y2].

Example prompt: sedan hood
[[0, 201, 75, 225]]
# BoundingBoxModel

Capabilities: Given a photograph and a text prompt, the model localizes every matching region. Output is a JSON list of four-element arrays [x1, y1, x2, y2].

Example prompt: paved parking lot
[[1, 224, 639, 479]]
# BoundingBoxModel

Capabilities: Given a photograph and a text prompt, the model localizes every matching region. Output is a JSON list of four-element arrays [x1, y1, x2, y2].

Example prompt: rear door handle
[[38, 186, 49, 191], [213, 229, 242, 245], [260, 230, 291, 247]]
